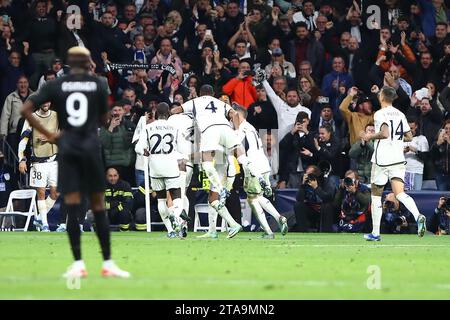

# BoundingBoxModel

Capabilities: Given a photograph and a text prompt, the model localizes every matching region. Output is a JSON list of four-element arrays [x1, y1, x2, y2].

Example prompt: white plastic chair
[[194, 203, 227, 232], [0, 189, 38, 232]]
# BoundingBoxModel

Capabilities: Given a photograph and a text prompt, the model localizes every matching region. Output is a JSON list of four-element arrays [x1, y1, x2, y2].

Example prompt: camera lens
[[344, 177, 354, 187]]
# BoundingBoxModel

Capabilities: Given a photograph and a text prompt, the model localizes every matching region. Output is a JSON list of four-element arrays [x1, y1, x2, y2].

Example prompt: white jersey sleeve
[[372, 106, 410, 166], [167, 113, 195, 160], [238, 122, 271, 174]]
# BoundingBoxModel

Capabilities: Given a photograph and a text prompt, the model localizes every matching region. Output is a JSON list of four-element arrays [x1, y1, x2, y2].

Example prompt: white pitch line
[[269, 244, 449, 248]]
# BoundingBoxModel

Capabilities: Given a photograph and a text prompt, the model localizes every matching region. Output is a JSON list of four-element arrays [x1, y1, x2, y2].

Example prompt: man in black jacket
[[246, 86, 278, 131], [293, 165, 336, 232], [105, 168, 133, 232]]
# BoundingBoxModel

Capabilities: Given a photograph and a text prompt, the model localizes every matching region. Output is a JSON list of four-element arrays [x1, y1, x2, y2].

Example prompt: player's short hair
[[156, 102, 170, 119], [235, 105, 248, 119], [199, 84, 214, 97], [380, 86, 398, 103], [67, 46, 91, 71], [365, 123, 374, 129]]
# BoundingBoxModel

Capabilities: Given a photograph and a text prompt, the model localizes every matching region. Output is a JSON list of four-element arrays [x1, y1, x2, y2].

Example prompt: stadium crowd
[[0, 0, 449, 233]]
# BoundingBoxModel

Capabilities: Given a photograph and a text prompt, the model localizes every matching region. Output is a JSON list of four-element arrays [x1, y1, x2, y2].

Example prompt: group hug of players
[[19, 84, 289, 240]]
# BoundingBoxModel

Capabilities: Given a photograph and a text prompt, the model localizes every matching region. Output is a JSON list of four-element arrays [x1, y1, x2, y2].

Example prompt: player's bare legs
[[390, 178, 426, 237], [35, 186, 58, 232]]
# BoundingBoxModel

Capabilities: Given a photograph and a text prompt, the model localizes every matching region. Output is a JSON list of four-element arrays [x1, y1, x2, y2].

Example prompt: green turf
[[1, 231, 450, 299]]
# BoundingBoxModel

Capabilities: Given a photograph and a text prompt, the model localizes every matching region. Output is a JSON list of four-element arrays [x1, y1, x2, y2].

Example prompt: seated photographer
[[427, 197, 450, 235], [333, 170, 371, 233], [293, 165, 336, 232], [382, 193, 417, 234]]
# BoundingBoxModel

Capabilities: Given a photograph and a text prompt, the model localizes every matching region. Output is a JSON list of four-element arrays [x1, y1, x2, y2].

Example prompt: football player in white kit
[[135, 102, 187, 237], [233, 106, 288, 239], [359, 86, 426, 241], [167, 111, 196, 237], [18, 102, 58, 232], [174, 85, 264, 239]]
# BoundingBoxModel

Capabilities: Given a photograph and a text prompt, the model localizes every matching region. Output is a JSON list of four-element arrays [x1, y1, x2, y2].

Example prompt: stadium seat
[[421, 180, 437, 190], [0, 189, 38, 232], [194, 203, 227, 232]]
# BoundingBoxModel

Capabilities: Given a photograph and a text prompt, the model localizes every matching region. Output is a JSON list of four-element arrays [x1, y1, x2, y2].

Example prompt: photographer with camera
[[430, 120, 450, 191], [222, 59, 257, 108], [382, 193, 417, 234], [333, 170, 371, 233], [293, 164, 336, 232], [428, 197, 450, 235]]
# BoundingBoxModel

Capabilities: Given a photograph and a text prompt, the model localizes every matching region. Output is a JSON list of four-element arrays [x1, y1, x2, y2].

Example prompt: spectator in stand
[[427, 196, 450, 235], [404, 118, 430, 191], [99, 102, 136, 186], [298, 75, 321, 111], [22, 0, 57, 88], [431, 120, 450, 191], [278, 112, 315, 189], [310, 104, 342, 140], [222, 60, 256, 108], [37, 57, 64, 89], [215, 0, 245, 50], [227, 23, 257, 63], [260, 75, 311, 141], [339, 86, 374, 146], [417, 0, 450, 38], [349, 123, 375, 184], [288, 22, 324, 81], [412, 52, 439, 91], [0, 49, 34, 107], [264, 48, 296, 82], [292, 0, 318, 30], [246, 6, 272, 50], [0, 76, 32, 154], [438, 81, 450, 118], [429, 22, 449, 61], [321, 56, 354, 112], [246, 86, 278, 131], [148, 38, 182, 91], [408, 94, 443, 146], [58, 13, 90, 63]]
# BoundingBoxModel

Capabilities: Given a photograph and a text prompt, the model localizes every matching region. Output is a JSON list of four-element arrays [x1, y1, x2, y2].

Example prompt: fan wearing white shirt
[[404, 119, 429, 191], [360, 86, 427, 241]]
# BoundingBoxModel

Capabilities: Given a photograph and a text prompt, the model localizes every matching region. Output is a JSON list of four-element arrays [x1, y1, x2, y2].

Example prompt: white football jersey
[[237, 121, 271, 174], [135, 119, 180, 178], [181, 96, 232, 132], [167, 113, 196, 160], [371, 106, 411, 166]]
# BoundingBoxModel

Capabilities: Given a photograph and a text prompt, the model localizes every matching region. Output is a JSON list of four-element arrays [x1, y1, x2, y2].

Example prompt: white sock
[[249, 198, 273, 234], [202, 161, 223, 191], [226, 155, 236, 190], [171, 197, 184, 218], [102, 260, 114, 268], [396, 192, 420, 221], [37, 200, 48, 226], [208, 204, 218, 233], [258, 196, 281, 221], [237, 154, 260, 178], [45, 196, 56, 211], [157, 199, 173, 233], [74, 260, 86, 269], [371, 195, 382, 236], [211, 200, 239, 228]]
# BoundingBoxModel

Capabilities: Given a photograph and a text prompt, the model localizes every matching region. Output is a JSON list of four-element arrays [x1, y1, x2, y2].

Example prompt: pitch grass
[[1, 232, 450, 300]]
